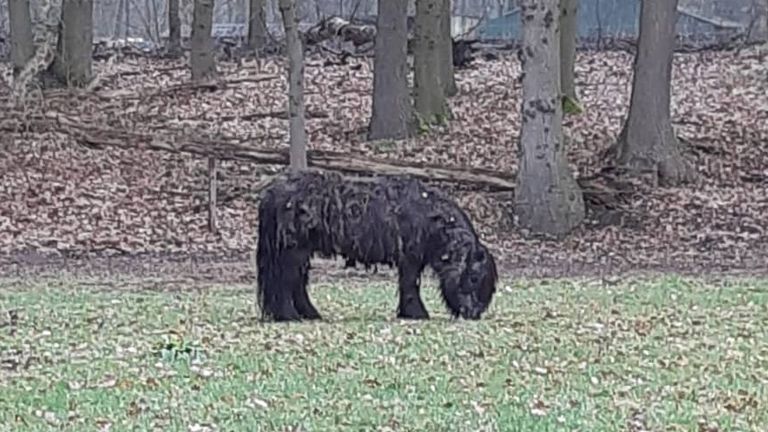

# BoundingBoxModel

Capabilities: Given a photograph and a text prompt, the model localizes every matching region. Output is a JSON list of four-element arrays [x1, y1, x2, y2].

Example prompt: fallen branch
[[1, 112, 634, 207]]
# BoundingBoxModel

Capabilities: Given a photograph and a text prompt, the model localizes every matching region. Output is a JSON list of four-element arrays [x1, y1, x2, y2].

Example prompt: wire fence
[[0, 0, 765, 59]]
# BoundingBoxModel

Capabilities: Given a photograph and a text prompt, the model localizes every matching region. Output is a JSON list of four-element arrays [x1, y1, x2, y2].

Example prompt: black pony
[[256, 169, 498, 322]]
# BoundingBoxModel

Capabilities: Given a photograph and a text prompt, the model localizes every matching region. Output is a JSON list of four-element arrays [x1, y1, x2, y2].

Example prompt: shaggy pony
[[256, 169, 497, 321]]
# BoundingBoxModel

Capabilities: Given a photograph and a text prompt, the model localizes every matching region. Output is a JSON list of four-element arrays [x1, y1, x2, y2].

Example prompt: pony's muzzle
[[458, 293, 482, 320]]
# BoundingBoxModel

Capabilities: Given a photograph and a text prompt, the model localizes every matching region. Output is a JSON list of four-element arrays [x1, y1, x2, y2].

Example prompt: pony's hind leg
[[291, 252, 321, 320], [396, 260, 429, 320]]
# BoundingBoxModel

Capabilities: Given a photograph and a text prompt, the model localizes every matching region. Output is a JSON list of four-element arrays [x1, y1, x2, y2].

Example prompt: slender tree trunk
[[114, 0, 124, 38], [439, 0, 457, 96], [559, 0, 579, 110], [167, 0, 182, 56], [8, 0, 35, 79], [607, 0, 694, 187], [124, 0, 130, 37], [368, 0, 412, 140], [47, 0, 94, 87], [248, 0, 267, 50], [279, 0, 307, 170], [514, 0, 584, 238], [413, 0, 449, 125], [190, 0, 216, 80]]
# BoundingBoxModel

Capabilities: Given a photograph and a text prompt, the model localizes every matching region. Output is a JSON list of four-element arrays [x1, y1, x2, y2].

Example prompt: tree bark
[[514, 0, 585, 238], [279, 0, 308, 171], [167, 0, 182, 57], [368, 0, 413, 141], [559, 0, 578, 105], [247, 0, 267, 50], [190, 0, 216, 81], [46, 0, 93, 87], [608, 0, 694, 187], [9, 0, 35, 79], [439, 0, 457, 96], [413, 0, 449, 125]]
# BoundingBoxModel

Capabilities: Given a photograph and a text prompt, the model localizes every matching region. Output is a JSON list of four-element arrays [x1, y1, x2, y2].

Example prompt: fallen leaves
[[0, 46, 767, 278]]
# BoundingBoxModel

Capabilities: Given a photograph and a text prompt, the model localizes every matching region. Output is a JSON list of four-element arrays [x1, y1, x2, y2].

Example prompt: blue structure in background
[[476, 0, 744, 42]]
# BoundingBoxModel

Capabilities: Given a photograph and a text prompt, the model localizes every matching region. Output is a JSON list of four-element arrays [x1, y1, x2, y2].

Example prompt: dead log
[[303, 16, 377, 47], [301, 15, 480, 68], [1, 112, 634, 208]]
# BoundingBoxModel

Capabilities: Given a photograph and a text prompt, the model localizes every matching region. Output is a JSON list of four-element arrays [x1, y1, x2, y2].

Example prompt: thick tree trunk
[[279, 0, 308, 170], [9, 0, 35, 79], [439, 0, 457, 97], [609, 0, 694, 187], [559, 0, 578, 106], [247, 0, 267, 50], [368, 0, 412, 140], [47, 0, 93, 87], [514, 0, 585, 238], [190, 0, 216, 81], [413, 0, 449, 125], [167, 0, 182, 56]]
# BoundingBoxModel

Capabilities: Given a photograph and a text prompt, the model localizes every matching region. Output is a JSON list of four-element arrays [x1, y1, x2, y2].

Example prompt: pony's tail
[[256, 191, 281, 320]]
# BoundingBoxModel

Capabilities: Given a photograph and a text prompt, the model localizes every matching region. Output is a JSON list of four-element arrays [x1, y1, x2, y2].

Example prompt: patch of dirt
[[1, 46, 766, 283]]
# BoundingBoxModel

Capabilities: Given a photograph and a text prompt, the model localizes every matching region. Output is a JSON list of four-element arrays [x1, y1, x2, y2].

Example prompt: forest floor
[[0, 45, 767, 281]]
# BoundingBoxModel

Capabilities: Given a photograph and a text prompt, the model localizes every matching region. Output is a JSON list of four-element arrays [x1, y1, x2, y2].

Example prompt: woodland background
[[0, 0, 766, 281]]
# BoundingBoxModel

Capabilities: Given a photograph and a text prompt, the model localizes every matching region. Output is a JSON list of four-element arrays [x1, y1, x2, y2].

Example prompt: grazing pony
[[256, 169, 497, 321]]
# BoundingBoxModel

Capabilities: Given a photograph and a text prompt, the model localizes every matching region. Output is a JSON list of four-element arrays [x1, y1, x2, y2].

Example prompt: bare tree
[[439, 0, 457, 96], [8, 0, 34, 79], [190, 0, 216, 80], [413, 0, 449, 126], [279, 0, 307, 170], [248, 0, 267, 50], [368, 0, 412, 140], [560, 0, 580, 113], [607, 0, 694, 186], [514, 0, 584, 238], [167, 0, 182, 56], [47, 0, 93, 87]]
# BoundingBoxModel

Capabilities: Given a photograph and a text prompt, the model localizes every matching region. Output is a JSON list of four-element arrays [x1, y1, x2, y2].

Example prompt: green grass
[[1, 275, 767, 431]]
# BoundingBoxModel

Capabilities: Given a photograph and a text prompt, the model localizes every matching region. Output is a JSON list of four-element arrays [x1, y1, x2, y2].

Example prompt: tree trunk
[[8, 0, 35, 79], [279, 0, 308, 171], [190, 0, 216, 81], [47, 0, 94, 87], [439, 0, 457, 97], [608, 0, 694, 187], [514, 0, 585, 238], [559, 0, 579, 108], [368, 0, 413, 140], [114, 0, 124, 38], [167, 0, 182, 56], [413, 0, 449, 125], [248, 0, 267, 50]]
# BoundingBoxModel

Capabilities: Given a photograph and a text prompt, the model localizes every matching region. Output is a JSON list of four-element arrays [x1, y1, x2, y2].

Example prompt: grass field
[[1, 274, 767, 431]]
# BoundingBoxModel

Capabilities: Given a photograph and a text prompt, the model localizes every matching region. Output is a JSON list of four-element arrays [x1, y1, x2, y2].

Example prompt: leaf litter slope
[[0, 47, 766, 278], [1, 277, 767, 431]]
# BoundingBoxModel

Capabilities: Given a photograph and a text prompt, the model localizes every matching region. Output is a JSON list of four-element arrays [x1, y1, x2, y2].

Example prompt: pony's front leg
[[291, 251, 321, 320], [396, 261, 429, 320]]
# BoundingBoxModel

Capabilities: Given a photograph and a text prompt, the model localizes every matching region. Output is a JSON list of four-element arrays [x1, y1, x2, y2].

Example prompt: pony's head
[[440, 242, 498, 320]]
